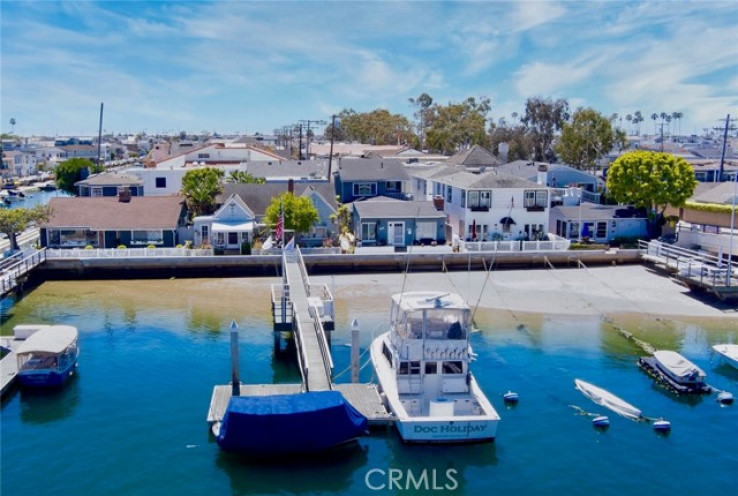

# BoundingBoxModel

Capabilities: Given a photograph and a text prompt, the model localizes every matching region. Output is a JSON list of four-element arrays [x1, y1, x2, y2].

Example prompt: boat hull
[[18, 363, 76, 388], [713, 345, 738, 370], [370, 333, 499, 443], [639, 356, 711, 394]]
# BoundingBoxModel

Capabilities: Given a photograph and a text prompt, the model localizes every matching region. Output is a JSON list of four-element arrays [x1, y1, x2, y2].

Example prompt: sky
[[2, 0, 737, 138]]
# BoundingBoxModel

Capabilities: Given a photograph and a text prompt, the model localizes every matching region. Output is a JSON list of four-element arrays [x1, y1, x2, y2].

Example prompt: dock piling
[[351, 318, 360, 383], [230, 320, 240, 396]]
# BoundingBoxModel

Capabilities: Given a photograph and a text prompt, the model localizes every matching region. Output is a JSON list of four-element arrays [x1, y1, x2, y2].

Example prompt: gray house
[[497, 160, 601, 192], [549, 204, 647, 243], [75, 172, 144, 197], [334, 158, 411, 203], [352, 197, 445, 247]]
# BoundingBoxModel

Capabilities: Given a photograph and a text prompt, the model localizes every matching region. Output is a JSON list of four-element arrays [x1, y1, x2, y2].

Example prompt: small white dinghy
[[713, 344, 738, 371], [575, 379, 642, 421]]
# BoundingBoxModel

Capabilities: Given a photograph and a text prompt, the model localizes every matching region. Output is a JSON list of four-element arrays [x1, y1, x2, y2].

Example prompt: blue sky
[[2, 1, 737, 138]]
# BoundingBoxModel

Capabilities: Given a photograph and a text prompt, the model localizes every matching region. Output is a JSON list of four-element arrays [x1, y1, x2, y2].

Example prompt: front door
[[388, 221, 405, 246], [228, 232, 239, 247]]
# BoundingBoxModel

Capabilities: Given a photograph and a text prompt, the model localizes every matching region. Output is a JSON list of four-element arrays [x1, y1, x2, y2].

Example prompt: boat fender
[[716, 391, 734, 405], [652, 419, 671, 432], [592, 415, 610, 428]]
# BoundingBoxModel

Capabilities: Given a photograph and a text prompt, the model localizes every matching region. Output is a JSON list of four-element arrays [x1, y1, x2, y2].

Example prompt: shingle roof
[[336, 158, 410, 181], [353, 198, 444, 219], [429, 166, 541, 189], [220, 182, 338, 215], [692, 180, 738, 204], [247, 160, 328, 179], [446, 145, 503, 167], [42, 196, 184, 230]]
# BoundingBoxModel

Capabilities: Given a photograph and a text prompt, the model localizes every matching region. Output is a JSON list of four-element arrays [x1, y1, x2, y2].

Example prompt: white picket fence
[[460, 239, 571, 252]]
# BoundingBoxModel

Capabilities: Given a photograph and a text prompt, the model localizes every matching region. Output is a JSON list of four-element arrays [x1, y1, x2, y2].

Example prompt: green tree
[[55, 158, 103, 195], [488, 122, 533, 161], [226, 170, 265, 184], [408, 93, 434, 149], [521, 97, 569, 161], [331, 108, 416, 146], [264, 192, 319, 240], [556, 107, 615, 171], [606, 150, 698, 233], [425, 96, 491, 154], [181, 167, 224, 217], [0, 205, 52, 252]]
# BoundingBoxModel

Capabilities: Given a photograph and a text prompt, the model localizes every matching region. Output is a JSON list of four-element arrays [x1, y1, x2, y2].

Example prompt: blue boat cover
[[216, 391, 368, 455]]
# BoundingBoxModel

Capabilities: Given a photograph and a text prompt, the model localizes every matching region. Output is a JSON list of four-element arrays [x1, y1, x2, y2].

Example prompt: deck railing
[[460, 239, 571, 252], [1, 248, 46, 296], [45, 247, 214, 258]]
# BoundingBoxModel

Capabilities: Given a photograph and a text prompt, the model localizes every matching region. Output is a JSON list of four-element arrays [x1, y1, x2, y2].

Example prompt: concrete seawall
[[35, 249, 641, 280]]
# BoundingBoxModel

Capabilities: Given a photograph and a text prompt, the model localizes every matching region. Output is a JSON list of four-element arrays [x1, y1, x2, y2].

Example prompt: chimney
[[536, 163, 548, 185], [118, 187, 131, 202], [433, 195, 444, 211], [288, 178, 294, 194]]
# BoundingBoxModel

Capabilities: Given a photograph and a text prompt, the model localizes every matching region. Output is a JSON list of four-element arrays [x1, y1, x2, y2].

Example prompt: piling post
[[351, 318, 360, 383], [230, 320, 240, 396]]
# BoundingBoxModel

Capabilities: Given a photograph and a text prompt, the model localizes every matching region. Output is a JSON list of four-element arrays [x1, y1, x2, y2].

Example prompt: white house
[[193, 194, 256, 251], [409, 165, 551, 241]]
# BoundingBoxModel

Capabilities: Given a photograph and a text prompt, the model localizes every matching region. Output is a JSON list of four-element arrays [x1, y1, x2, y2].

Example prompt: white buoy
[[653, 419, 671, 432], [592, 415, 610, 428], [503, 391, 519, 404], [716, 391, 734, 405]]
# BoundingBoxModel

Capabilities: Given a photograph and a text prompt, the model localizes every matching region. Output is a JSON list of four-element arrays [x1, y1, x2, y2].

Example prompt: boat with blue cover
[[213, 390, 368, 455], [15, 324, 79, 388]]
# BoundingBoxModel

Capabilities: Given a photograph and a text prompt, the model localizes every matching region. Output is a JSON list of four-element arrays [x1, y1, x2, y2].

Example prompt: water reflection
[[19, 375, 81, 423], [215, 443, 369, 495]]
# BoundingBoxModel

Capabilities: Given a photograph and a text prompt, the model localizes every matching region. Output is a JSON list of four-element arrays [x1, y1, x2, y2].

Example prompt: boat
[[574, 379, 642, 420], [639, 350, 711, 394], [15, 324, 79, 388], [713, 344, 738, 370], [369, 291, 500, 443], [37, 181, 57, 191], [213, 391, 368, 455]]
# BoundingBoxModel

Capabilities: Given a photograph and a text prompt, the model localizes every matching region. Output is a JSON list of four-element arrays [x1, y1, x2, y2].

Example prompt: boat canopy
[[216, 391, 368, 455], [390, 292, 471, 340], [654, 350, 705, 379], [15, 326, 78, 356]]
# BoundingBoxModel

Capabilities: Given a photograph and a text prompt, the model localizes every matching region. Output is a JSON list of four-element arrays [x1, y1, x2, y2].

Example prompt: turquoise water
[[2, 279, 737, 495], [5, 188, 69, 210]]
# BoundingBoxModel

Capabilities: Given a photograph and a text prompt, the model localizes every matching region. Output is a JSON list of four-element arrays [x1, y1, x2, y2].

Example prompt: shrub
[[147, 244, 156, 249], [117, 245, 127, 249], [84, 245, 94, 250], [240, 241, 251, 255], [569, 242, 609, 250]]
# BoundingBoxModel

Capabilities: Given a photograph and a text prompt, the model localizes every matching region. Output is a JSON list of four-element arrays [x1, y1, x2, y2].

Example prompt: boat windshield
[[396, 309, 469, 340]]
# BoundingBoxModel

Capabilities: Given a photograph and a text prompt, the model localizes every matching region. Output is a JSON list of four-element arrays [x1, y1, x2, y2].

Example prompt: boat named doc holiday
[[639, 350, 711, 394], [14, 324, 79, 388], [370, 291, 500, 443]]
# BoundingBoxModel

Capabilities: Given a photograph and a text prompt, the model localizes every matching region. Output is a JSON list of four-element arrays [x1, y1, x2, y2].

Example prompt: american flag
[[275, 203, 284, 243]]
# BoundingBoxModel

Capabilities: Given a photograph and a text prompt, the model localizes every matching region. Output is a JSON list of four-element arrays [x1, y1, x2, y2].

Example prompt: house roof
[[336, 158, 410, 181], [247, 160, 329, 180], [497, 160, 601, 185], [41, 196, 184, 230], [692, 180, 738, 204], [552, 204, 647, 220], [74, 172, 144, 187], [445, 145, 503, 167], [353, 197, 444, 219], [219, 182, 338, 215], [428, 165, 541, 189]]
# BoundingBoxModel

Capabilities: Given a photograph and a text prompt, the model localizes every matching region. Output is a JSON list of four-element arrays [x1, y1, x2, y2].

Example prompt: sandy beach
[[314, 264, 738, 321]]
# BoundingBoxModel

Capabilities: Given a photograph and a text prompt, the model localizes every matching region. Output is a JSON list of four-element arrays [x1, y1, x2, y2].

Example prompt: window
[[353, 182, 376, 196], [131, 230, 163, 245], [197, 153, 210, 159], [446, 185, 452, 203], [425, 362, 437, 374], [524, 190, 548, 210], [385, 181, 401, 191], [570, 222, 579, 239], [410, 361, 421, 375], [596, 221, 607, 238], [361, 222, 376, 241], [415, 222, 436, 240], [155, 177, 166, 188], [399, 362, 409, 375], [467, 190, 490, 210], [91, 187, 103, 197], [201, 225, 209, 243], [461, 190, 466, 208], [442, 361, 463, 374]]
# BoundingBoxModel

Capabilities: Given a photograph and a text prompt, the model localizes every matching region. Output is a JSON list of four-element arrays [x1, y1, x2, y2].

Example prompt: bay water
[[1, 276, 736, 495]]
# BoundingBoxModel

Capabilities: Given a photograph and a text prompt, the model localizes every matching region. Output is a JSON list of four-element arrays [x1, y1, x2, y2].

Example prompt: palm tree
[[651, 113, 658, 134], [633, 111, 643, 135], [672, 111, 683, 136], [625, 114, 632, 134], [511, 112, 518, 125], [9, 118, 16, 134], [665, 115, 672, 136]]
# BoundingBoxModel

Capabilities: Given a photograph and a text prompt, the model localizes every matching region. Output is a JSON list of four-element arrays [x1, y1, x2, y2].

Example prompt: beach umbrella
[[581, 223, 591, 239]]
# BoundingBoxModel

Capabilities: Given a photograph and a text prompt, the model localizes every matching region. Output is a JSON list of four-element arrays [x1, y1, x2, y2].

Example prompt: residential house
[[1, 150, 38, 178], [76, 172, 144, 197], [549, 204, 648, 243], [333, 158, 411, 203], [193, 194, 256, 252], [247, 159, 330, 182], [408, 165, 551, 241], [39, 194, 187, 248], [498, 160, 601, 192], [352, 197, 446, 247], [444, 145, 504, 170], [217, 181, 339, 247]]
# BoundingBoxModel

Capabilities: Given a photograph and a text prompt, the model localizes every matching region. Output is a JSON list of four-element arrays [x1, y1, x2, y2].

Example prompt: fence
[[45, 247, 214, 258], [460, 239, 571, 252]]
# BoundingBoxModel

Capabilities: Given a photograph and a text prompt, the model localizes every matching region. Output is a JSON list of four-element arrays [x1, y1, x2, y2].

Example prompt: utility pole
[[298, 119, 326, 159], [97, 102, 104, 166], [713, 114, 736, 181], [328, 114, 337, 178]]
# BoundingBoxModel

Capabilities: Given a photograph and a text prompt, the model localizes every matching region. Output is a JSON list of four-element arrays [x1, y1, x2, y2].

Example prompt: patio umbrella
[[472, 219, 477, 240], [581, 223, 591, 238]]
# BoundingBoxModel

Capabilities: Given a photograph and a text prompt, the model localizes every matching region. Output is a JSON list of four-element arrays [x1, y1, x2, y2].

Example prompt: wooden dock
[[207, 383, 394, 427], [0, 338, 21, 397], [1, 249, 47, 298]]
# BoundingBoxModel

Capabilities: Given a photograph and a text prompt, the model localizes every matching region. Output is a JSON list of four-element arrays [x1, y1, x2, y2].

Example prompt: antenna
[[298, 119, 327, 159]]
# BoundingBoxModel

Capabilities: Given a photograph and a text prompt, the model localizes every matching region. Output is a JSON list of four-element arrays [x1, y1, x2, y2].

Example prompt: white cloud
[[512, 1, 566, 32]]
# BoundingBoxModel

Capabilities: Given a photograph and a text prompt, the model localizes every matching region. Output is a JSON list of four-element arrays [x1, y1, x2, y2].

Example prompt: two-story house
[[409, 165, 551, 241], [76, 172, 144, 197], [333, 158, 411, 203]]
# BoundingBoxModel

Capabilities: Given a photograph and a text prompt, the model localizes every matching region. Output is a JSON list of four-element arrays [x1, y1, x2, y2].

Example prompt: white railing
[[45, 247, 214, 258], [460, 239, 571, 252], [676, 230, 738, 256]]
